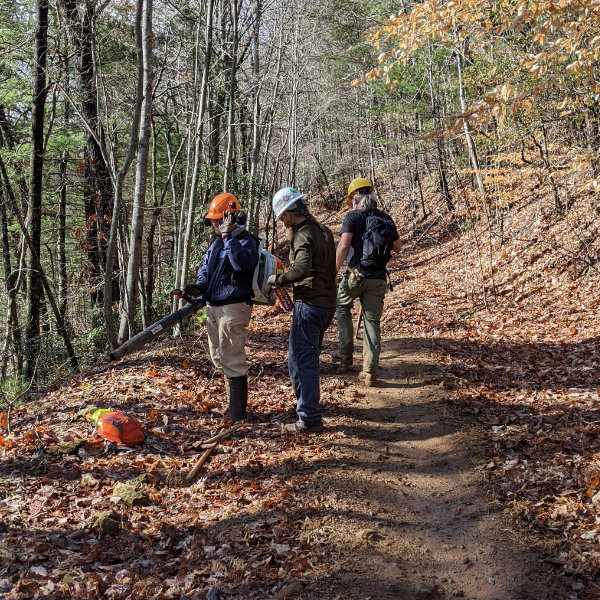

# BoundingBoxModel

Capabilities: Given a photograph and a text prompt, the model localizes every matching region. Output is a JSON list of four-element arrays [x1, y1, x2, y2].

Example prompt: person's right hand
[[182, 283, 203, 298]]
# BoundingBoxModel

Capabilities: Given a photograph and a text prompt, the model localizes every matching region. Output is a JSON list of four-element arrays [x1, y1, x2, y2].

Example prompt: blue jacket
[[196, 228, 259, 306]]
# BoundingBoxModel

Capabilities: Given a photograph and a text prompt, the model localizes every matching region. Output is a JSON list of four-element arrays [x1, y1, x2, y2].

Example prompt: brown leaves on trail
[[0, 310, 337, 598], [380, 169, 600, 580]]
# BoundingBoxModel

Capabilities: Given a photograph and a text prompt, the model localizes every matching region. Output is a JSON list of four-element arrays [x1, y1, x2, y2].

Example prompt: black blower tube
[[109, 298, 205, 361]]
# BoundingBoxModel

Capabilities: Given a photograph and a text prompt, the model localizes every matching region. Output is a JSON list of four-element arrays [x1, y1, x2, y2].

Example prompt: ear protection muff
[[202, 203, 247, 227]]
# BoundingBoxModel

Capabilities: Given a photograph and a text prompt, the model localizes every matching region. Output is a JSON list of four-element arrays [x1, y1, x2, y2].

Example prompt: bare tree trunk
[[58, 151, 68, 319], [428, 44, 454, 213], [287, 15, 300, 186], [248, 0, 262, 234], [60, 0, 115, 306], [0, 171, 22, 378], [456, 43, 486, 203], [118, 0, 153, 344], [223, 0, 240, 191], [1, 150, 79, 376], [175, 0, 214, 313], [24, 0, 50, 380], [103, 0, 145, 348], [259, 17, 284, 197]]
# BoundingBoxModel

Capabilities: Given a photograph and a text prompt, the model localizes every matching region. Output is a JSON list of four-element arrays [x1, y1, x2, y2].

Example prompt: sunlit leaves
[[367, 0, 600, 130]]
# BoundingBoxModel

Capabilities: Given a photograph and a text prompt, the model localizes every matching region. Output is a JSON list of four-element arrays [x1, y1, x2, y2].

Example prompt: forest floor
[[301, 335, 576, 600], [2, 189, 600, 598]]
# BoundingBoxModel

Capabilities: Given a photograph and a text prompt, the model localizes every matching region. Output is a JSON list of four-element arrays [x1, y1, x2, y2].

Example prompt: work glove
[[267, 274, 279, 289], [219, 211, 236, 238], [181, 283, 203, 298]]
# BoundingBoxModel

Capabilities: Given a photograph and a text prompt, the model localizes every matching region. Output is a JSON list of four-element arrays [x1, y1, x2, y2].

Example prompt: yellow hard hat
[[347, 178, 374, 206]]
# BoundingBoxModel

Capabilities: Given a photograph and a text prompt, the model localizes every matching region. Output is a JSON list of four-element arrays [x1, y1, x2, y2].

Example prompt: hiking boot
[[284, 419, 324, 434], [358, 370, 377, 387], [331, 350, 353, 370], [225, 375, 247, 421]]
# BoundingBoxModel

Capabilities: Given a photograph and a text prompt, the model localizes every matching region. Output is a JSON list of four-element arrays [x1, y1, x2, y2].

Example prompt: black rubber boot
[[226, 375, 247, 421]]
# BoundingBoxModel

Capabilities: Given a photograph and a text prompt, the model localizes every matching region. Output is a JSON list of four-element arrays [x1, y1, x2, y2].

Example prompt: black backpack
[[360, 211, 396, 271]]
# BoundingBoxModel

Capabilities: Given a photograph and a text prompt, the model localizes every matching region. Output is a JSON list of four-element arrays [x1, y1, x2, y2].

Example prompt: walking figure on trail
[[333, 178, 401, 387], [182, 193, 258, 421], [268, 187, 336, 434]]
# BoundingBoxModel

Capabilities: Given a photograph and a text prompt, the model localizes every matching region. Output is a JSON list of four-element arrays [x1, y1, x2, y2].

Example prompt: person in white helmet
[[268, 187, 336, 433]]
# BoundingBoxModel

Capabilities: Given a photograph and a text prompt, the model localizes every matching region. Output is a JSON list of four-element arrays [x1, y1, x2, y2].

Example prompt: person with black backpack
[[332, 178, 401, 387]]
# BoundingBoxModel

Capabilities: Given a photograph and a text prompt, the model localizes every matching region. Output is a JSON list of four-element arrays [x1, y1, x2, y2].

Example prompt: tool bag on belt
[[89, 408, 145, 447]]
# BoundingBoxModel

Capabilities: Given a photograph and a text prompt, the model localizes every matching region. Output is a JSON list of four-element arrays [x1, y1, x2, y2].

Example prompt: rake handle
[[185, 442, 217, 483]]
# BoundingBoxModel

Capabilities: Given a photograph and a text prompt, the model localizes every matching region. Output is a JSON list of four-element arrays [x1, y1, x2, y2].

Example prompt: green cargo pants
[[336, 272, 388, 373]]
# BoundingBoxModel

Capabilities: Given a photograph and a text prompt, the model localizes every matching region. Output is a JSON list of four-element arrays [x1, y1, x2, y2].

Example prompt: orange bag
[[96, 410, 145, 447]]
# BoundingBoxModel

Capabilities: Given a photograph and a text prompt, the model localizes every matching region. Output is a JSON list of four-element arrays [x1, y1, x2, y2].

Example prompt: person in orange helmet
[[182, 193, 258, 421]]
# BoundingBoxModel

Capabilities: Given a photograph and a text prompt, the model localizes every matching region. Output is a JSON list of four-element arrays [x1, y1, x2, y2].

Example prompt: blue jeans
[[288, 302, 335, 425]]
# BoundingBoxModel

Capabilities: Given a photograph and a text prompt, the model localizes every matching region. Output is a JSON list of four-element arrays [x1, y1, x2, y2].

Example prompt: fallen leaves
[[383, 169, 600, 579], [0, 324, 331, 598]]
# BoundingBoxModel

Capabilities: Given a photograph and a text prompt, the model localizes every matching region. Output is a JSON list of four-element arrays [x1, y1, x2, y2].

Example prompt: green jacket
[[279, 215, 336, 308]]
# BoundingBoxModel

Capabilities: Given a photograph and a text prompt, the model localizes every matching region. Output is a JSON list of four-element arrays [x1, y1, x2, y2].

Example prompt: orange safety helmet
[[205, 193, 241, 220]]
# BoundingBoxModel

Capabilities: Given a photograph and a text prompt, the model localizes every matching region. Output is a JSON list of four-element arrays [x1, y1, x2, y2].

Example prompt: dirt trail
[[298, 337, 573, 600]]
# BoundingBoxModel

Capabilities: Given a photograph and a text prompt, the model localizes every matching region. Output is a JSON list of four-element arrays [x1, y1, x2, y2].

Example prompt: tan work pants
[[205, 302, 252, 377]]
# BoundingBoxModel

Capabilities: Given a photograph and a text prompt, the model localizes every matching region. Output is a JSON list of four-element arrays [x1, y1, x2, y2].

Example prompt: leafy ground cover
[[1, 168, 600, 597], [382, 167, 600, 587]]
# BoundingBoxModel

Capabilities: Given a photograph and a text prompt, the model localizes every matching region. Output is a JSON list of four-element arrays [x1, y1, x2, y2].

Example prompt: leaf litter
[[2, 168, 600, 596]]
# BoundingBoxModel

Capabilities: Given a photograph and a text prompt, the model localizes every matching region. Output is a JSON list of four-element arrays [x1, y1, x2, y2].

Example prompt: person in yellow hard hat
[[182, 192, 259, 420], [332, 178, 401, 387]]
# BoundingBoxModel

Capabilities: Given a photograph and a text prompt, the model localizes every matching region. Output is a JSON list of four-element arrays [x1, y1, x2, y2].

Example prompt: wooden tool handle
[[185, 442, 217, 483], [200, 421, 244, 446]]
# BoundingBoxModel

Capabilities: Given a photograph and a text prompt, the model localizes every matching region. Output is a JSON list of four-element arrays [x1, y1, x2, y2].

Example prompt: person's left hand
[[267, 274, 278, 288], [219, 211, 236, 237]]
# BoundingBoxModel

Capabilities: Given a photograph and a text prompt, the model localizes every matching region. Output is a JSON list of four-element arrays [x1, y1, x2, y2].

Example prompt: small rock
[[45, 440, 85, 456], [358, 528, 381, 544], [61, 572, 81, 587], [113, 483, 149, 506], [77, 405, 99, 419], [0, 579, 12, 593], [92, 510, 121, 535], [274, 581, 303, 599], [206, 586, 224, 600], [0, 548, 16, 562], [592, 491, 600, 506], [29, 566, 47, 577], [572, 582, 585, 591], [130, 473, 147, 488], [487, 576, 495, 585], [80, 473, 100, 488], [414, 583, 440, 600]]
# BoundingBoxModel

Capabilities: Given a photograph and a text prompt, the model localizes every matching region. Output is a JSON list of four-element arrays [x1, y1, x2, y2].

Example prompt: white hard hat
[[272, 187, 306, 220]]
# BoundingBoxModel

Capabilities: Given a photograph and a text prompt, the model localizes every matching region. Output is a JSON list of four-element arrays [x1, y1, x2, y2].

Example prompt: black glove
[[182, 283, 203, 298], [219, 211, 236, 238]]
